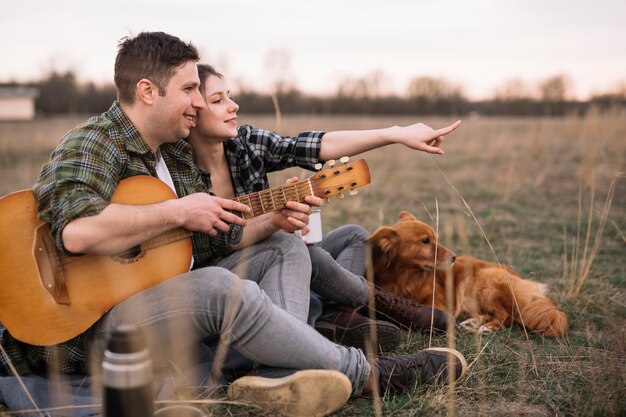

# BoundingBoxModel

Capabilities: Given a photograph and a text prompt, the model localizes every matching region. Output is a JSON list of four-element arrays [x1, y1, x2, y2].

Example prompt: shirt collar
[[162, 138, 194, 162], [225, 137, 245, 157], [106, 101, 153, 156]]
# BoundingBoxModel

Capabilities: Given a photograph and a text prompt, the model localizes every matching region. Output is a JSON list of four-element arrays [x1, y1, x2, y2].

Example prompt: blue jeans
[[88, 232, 371, 395]]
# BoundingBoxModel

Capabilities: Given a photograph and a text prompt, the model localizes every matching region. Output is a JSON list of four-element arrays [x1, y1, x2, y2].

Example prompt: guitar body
[[0, 176, 192, 346]]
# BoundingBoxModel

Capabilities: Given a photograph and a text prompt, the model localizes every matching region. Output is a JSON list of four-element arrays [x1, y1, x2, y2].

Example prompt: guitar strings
[[238, 173, 361, 216]]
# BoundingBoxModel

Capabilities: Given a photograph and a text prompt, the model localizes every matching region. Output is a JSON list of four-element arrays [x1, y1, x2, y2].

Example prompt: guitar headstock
[[309, 158, 371, 200]]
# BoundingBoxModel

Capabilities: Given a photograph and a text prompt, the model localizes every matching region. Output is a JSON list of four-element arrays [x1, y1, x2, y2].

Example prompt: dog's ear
[[366, 227, 399, 269], [398, 211, 418, 223]]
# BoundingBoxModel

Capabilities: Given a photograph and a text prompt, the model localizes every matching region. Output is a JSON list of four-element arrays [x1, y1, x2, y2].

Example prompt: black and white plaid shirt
[[198, 124, 325, 196], [198, 124, 325, 249]]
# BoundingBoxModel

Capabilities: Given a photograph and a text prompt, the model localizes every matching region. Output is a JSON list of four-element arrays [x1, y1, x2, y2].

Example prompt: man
[[0, 32, 467, 417]]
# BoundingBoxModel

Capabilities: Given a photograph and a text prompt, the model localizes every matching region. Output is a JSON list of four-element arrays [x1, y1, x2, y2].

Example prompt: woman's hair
[[197, 64, 224, 96], [114, 32, 200, 104]]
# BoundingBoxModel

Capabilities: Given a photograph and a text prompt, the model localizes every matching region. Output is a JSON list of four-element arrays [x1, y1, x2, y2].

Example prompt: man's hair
[[114, 32, 200, 104], [197, 64, 224, 96]]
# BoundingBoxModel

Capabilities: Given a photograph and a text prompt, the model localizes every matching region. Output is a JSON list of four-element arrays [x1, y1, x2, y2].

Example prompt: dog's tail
[[519, 297, 568, 337]]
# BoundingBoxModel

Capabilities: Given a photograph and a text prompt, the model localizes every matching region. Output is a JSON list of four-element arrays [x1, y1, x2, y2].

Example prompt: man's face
[[150, 61, 205, 145]]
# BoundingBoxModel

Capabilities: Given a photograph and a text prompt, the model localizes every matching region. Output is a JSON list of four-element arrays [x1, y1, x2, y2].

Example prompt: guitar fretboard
[[234, 180, 314, 218]]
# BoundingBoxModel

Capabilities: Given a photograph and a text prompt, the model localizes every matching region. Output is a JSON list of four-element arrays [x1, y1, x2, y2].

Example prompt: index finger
[[285, 200, 313, 214], [303, 195, 323, 207], [435, 120, 462, 136], [218, 198, 252, 214]]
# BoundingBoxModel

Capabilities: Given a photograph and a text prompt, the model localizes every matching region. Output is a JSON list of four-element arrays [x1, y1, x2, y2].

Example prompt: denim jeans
[[309, 224, 371, 310], [216, 233, 312, 322], [89, 232, 371, 395]]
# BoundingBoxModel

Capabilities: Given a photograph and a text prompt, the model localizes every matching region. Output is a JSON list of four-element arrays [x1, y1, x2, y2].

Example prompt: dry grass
[[0, 112, 624, 416]]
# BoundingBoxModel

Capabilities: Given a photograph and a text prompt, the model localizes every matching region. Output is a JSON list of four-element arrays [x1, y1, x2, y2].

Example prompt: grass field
[[0, 112, 624, 416]]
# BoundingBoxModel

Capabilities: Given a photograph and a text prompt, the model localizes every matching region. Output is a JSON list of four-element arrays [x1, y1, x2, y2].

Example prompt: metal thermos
[[102, 324, 154, 417]]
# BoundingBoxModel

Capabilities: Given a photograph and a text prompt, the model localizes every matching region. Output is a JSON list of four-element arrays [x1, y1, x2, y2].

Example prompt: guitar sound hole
[[113, 246, 145, 264]]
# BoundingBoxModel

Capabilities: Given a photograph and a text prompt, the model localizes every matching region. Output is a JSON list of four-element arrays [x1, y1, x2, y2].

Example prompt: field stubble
[[0, 112, 624, 416]]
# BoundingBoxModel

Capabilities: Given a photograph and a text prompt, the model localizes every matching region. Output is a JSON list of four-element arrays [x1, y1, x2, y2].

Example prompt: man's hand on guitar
[[178, 193, 251, 236]]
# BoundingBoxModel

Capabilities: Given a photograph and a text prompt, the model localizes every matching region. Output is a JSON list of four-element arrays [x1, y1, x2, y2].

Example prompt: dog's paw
[[477, 325, 494, 335], [458, 318, 481, 333]]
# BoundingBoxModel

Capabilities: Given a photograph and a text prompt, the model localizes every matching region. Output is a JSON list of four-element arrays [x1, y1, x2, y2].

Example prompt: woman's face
[[195, 75, 239, 139]]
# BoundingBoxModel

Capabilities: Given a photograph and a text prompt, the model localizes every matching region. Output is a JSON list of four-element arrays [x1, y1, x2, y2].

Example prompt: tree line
[[4, 70, 625, 117]]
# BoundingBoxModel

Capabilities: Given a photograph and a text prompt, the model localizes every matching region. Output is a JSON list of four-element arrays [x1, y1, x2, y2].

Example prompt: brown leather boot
[[361, 287, 453, 333], [363, 347, 468, 396], [315, 305, 402, 352]]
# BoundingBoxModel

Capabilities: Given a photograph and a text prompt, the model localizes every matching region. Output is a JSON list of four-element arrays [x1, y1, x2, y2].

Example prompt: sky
[[1, 0, 625, 100]]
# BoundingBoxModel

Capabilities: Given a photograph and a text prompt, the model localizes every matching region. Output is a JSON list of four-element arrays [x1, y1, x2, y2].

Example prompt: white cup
[[296, 208, 322, 244]]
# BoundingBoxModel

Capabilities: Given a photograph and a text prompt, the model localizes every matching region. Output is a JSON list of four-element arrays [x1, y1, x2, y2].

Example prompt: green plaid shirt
[[0, 101, 231, 375]]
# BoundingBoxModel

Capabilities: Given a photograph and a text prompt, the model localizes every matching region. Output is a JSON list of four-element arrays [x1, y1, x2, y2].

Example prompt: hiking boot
[[366, 348, 468, 396], [227, 369, 351, 417], [315, 305, 402, 352], [364, 286, 452, 332]]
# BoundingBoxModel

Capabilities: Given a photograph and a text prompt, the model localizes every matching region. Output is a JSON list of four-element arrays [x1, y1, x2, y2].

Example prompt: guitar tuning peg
[[349, 189, 358, 196], [327, 159, 336, 167], [314, 163, 323, 171], [339, 156, 349, 164], [338, 193, 345, 199]]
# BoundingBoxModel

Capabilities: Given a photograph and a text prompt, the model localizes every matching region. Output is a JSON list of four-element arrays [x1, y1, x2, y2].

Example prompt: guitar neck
[[234, 180, 313, 219]]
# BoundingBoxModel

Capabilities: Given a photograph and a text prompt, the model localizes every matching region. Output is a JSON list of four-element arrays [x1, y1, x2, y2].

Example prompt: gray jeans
[[89, 232, 370, 395], [309, 224, 371, 313]]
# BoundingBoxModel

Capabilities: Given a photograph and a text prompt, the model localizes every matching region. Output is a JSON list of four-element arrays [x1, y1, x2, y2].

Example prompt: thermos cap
[[106, 324, 147, 354]]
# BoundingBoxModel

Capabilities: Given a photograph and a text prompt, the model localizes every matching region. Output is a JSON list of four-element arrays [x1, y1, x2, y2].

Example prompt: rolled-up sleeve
[[33, 126, 121, 254], [240, 125, 325, 171]]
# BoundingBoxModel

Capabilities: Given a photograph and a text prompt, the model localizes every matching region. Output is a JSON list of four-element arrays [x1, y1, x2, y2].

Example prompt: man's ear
[[366, 226, 399, 269], [136, 79, 156, 104]]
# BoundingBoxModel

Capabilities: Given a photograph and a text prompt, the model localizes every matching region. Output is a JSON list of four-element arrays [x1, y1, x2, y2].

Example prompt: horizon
[[2, 0, 625, 100]]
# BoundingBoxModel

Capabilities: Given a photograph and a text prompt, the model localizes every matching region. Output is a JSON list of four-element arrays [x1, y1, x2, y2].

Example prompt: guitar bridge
[[34, 224, 70, 305]]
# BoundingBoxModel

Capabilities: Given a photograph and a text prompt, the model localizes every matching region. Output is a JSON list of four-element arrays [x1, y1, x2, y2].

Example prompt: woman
[[186, 64, 457, 351]]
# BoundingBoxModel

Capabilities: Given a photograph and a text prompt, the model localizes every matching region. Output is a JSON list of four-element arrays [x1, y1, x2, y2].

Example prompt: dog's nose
[[451, 254, 457, 263]]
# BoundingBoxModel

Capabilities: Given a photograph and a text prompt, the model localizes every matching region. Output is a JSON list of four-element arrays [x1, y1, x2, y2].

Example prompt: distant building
[[0, 86, 39, 121]]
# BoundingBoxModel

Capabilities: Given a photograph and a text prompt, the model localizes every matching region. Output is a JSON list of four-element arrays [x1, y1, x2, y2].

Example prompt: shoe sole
[[315, 321, 402, 352], [423, 347, 468, 382], [227, 369, 351, 417]]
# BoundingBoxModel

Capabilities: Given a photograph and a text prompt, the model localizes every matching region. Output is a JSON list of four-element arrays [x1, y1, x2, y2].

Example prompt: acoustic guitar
[[0, 159, 370, 346]]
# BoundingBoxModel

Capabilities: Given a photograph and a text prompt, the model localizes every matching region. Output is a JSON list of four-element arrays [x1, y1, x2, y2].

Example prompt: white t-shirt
[[154, 149, 193, 271], [155, 149, 177, 196]]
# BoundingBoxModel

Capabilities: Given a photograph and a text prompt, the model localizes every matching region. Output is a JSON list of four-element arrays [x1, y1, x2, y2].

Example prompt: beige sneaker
[[227, 369, 351, 417]]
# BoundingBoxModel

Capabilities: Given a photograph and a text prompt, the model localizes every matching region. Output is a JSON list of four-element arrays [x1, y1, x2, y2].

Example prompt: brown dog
[[366, 211, 568, 337]]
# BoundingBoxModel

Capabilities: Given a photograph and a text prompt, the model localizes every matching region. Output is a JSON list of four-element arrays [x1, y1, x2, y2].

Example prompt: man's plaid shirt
[[0, 103, 324, 376], [0, 101, 212, 375]]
